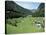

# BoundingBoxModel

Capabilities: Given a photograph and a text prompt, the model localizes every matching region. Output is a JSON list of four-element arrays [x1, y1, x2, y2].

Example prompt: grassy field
[[6, 16, 45, 34]]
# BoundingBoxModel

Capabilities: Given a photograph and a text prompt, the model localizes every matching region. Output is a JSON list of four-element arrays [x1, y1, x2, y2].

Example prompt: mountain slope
[[5, 1, 32, 18], [32, 3, 45, 17]]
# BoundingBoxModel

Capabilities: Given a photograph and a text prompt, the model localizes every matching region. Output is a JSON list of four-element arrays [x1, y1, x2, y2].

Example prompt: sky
[[15, 1, 40, 10]]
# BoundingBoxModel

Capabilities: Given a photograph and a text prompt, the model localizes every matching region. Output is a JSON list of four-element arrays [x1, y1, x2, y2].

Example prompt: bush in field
[[6, 19, 17, 26], [6, 17, 23, 27]]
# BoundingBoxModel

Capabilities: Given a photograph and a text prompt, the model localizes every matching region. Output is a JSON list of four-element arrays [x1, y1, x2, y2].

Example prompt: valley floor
[[6, 16, 45, 34]]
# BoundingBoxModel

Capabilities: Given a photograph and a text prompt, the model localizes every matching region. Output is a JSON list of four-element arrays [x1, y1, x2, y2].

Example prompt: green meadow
[[6, 16, 45, 34]]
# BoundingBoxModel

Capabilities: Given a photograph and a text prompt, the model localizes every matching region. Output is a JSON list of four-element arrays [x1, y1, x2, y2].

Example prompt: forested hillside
[[32, 3, 45, 17], [5, 1, 32, 19], [5, 1, 44, 19]]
